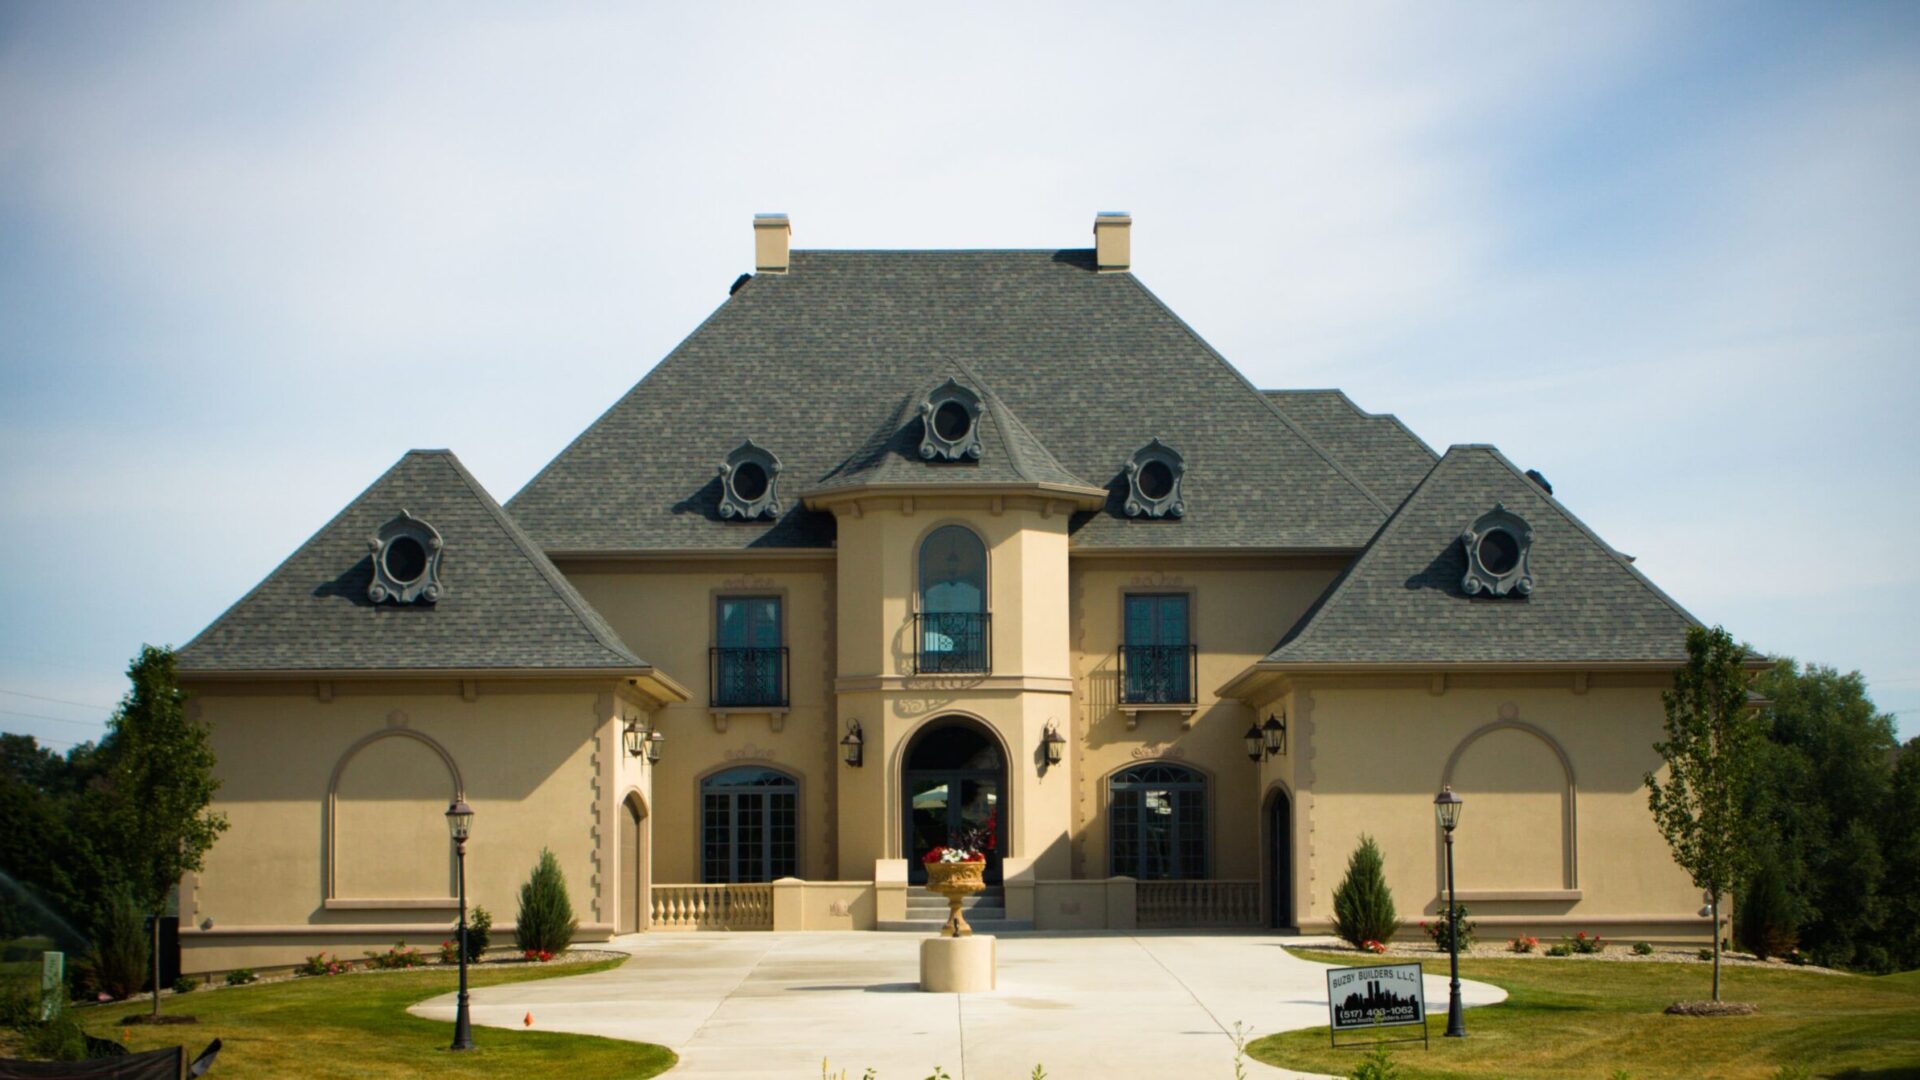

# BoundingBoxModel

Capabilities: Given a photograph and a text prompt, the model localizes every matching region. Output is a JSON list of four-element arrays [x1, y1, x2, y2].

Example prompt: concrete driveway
[[410, 932, 1505, 1079]]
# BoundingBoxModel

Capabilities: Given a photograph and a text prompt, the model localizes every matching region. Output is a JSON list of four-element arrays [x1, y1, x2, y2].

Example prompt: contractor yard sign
[[1325, 962, 1429, 1049]]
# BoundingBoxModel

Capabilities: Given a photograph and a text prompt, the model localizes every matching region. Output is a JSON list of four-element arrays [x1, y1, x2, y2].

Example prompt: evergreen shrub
[[1331, 835, 1399, 948], [514, 849, 577, 955]]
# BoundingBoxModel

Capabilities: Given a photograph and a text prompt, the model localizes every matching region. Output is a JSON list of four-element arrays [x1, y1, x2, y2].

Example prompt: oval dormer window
[[919, 378, 985, 461], [718, 439, 782, 520], [1124, 439, 1186, 519], [367, 511, 444, 605], [1460, 504, 1533, 597]]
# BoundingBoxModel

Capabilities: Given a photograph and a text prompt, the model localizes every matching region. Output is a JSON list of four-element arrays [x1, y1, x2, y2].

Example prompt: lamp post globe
[[445, 799, 476, 1051], [1433, 785, 1466, 1038]]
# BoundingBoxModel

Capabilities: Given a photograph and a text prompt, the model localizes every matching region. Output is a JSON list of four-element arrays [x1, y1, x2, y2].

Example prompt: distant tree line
[[1737, 657, 1919, 973]]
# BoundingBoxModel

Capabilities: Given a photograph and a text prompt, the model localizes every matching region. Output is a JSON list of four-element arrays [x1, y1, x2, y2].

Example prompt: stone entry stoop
[[878, 885, 1035, 933]]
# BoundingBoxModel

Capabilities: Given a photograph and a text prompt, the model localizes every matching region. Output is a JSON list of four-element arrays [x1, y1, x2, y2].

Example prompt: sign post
[[1325, 962, 1429, 1050]]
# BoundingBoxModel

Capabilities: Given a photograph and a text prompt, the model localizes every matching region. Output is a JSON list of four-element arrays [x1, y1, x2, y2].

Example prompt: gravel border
[[75, 948, 629, 1007], [1290, 937, 1843, 975]]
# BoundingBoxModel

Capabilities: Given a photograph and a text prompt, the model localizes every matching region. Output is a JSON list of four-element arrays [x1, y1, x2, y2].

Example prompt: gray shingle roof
[[1258, 444, 1699, 666], [177, 450, 647, 674], [1264, 390, 1438, 508], [508, 250, 1389, 551]]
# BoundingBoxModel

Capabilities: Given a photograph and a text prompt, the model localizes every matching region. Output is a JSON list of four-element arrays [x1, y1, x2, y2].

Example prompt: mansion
[[174, 213, 1720, 972]]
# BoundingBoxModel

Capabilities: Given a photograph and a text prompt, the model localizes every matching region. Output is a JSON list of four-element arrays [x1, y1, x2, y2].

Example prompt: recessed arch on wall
[[1438, 718, 1579, 895], [618, 788, 650, 934], [325, 727, 464, 904]]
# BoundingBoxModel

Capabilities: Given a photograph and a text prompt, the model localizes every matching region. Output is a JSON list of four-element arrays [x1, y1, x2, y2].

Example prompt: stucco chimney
[[1093, 211, 1131, 273], [754, 213, 791, 274]]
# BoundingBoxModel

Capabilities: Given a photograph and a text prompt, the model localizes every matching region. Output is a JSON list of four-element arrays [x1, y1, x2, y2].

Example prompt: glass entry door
[[901, 718, 1006, 885]]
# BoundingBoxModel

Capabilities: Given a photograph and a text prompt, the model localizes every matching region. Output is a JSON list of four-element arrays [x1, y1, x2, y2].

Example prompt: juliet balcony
[[1118, 643, 1198, 706], [914, 612, 991, 675], [709, 646, 789, 709]]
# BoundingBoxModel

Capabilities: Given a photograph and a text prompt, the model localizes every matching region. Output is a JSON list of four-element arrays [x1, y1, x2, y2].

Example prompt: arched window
[[917, 526, 989, 673], [1109, 763, 1207, 880], [700, 767, 798, 883]]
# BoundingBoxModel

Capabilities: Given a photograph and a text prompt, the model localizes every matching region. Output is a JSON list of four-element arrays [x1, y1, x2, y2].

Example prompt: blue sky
[[2, 2, 1916, 748]]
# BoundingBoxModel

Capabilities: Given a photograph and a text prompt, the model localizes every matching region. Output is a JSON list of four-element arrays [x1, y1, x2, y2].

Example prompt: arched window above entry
[[917, 526, 990, 674], [1109, 763, 1208, 880], [700, 766, 798, 883]]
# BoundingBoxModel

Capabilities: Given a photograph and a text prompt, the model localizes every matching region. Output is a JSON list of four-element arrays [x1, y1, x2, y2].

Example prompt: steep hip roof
[[508, 249, 1389, 552], [1235, 444, 1702, 674], [1263, 389, 1439, 509], [177, 450, 655, 676]]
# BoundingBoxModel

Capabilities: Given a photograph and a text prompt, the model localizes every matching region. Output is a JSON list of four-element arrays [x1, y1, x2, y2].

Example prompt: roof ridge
[[1120, 276, 1391, 519], [1264, 388, 1441, 463], [438, 453, 644, 666]]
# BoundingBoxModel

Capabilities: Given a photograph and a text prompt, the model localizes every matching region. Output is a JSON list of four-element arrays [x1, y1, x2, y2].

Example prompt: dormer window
[[718, 439, 782, 520], [1124, 439, 1186, 519], [1460, 504, 1533, 597], [367, 511, 443, 604], [919, 379, 984, 461]]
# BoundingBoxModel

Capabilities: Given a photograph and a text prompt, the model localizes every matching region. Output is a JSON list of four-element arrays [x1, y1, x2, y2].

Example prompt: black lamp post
[[1433, 785, 1465, 1038], [445, 798, 476, 1051]]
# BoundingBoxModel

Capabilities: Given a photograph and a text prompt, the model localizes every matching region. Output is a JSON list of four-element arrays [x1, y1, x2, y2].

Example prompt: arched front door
[[902, 718, 1006, 884], [619, 793, 649, 934], [1266, 789, 1292, 929]]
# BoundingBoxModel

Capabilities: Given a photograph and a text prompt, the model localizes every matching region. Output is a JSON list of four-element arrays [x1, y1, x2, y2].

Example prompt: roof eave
[[800, 481, 1110, 511], [179, 664, 662, 683]]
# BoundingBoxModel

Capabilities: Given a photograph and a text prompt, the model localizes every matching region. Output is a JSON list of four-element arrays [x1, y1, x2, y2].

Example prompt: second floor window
[[713, 596, 787, 707], [917, 525, 989, 673], [1122, 594, 1194, 704]]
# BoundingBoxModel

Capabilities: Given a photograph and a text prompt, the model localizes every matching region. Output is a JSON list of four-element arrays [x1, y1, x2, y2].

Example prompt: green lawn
[[70, 958, 675, 1079], [1249, 950, 1920, 1080]]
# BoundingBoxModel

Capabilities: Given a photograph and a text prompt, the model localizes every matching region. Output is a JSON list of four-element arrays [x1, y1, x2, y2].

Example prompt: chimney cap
[[1096, 210, 1132, 219]]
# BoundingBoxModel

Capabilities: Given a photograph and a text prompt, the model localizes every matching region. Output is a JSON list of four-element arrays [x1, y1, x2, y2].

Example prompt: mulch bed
[[1664, 1001, 1760, 1017]]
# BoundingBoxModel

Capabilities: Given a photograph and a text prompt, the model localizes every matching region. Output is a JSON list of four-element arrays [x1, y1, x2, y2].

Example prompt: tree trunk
[[150, 912, 161, 1017], [1711, 895, 1722, 1002]]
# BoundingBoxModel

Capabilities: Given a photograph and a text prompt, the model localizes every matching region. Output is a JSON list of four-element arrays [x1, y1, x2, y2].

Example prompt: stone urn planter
[[924, 860, 986, 937]]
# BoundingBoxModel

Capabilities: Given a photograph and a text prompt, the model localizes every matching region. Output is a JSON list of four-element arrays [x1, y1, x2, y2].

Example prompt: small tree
[[514, 849, 577, 955], [87, 646, 229, 1017], [1645, 625, 1764, 1001], [1332, 835, 1399, 948]]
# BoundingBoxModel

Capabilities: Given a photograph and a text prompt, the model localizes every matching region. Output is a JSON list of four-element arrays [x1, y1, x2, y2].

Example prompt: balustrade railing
[[1136, 879, 1261, 928], [648, 883, 774, 930], [914, 612, 991, 675], [709, 646, 789, 708]]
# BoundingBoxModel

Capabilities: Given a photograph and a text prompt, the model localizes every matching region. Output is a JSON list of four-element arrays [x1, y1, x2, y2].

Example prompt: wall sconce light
[[646, 729, 664, 764], [1263, 710, 1287, 758], [1243, 722, 1264, 762], [840, 719, 864, 767], [1041, 721, 1066, 770], [623, 716, 647, 758]]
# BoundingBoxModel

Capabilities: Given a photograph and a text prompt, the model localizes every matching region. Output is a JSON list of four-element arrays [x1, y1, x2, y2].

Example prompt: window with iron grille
[[1109, 762, 1207, 879], [1121, 594, 1194, 704], [917, 526, 990, 673], [713, 596, 786, 707], [700, 767, 798, 882]]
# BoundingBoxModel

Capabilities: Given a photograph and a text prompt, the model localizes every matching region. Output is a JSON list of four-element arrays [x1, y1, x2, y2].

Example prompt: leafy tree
[[1883, 740, 1920, 972], [1332, 835, 1399, 948], [0, 735, 106, 949], [514, 849, 577, 955], [84, 646, 228, 1016], [1646, 625, 1765, 1001]]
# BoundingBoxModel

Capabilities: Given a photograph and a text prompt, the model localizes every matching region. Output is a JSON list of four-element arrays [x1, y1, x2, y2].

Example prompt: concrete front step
[[877, 918, 1035, 933]]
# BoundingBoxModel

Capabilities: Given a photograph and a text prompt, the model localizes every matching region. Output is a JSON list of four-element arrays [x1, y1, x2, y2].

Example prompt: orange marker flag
[[523, 1012, 533, 1028]]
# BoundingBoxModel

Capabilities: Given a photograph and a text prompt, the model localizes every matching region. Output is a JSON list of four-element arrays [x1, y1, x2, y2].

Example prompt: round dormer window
[[1477, 528, 1520, 575], [730, 460, 770, 503], [1136, 459, 1175, 500], [933, 400, 973, 442], [382, 535, 429, 583]]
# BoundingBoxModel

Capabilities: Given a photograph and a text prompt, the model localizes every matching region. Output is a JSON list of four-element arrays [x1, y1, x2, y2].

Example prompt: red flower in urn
[[922, 811, 997, 864]]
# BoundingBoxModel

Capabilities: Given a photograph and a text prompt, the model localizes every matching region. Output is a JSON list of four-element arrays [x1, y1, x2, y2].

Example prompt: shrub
[[1360, 939, 1387, 955], [515, 849, 578, 955], [224, 968, 256, 986], [1546, 943, 1574, 957], [1567, 931, 1607, 954], [22, 1010, 88, 1062], [1507, 936, 1538, 953], [1697, 947, 1715, 962], [1633, 941, 1654, 956], [1349, 1043, 1400, 1080], [1737, 859, 1802, 960], [522, 949, 556, 963], [298, 952, 351, 976], [1331, 836, 1399, 948], [456, 905, 492, 963], [365, 942, 426, 969], [85, 888, 148, 999], [1420, 905, 1476, 952], [439, 939, 460, 964], [171, 975, 198, 994]]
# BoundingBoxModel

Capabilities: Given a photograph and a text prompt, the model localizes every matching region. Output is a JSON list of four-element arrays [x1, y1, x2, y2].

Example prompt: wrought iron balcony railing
[[914, 612, 991, 675], [709, 646, 789, 708], [1119, 643, 1198, 705]]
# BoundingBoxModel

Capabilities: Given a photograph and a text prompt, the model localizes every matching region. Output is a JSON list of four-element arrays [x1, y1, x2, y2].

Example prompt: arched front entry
[[902, 717, 1006, 884], [618, 793, 649, 934], [1265, 787, 1293, 930]]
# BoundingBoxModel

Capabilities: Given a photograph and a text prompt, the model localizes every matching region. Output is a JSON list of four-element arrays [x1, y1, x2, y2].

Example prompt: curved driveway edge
[[410, 932, 1504, 1079]]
